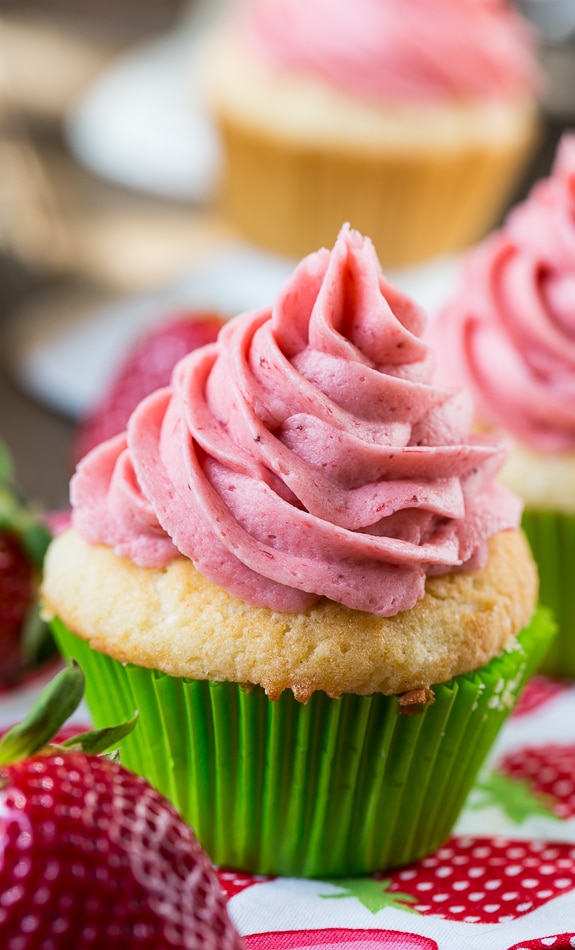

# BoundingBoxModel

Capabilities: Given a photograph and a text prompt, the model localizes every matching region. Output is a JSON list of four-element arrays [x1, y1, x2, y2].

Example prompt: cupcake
[[430, 133, 575, 678], [203, 0, 541, 268], [42, 225, 552, 877]]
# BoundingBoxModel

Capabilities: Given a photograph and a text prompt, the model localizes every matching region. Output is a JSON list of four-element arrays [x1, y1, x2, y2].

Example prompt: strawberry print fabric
[[216, 676, 575, 949], [2, 673, 574, 947]]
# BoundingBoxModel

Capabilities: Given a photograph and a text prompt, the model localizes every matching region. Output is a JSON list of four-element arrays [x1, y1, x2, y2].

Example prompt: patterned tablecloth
[[2, 670, 574, 949], [217, 676, 575, 950]]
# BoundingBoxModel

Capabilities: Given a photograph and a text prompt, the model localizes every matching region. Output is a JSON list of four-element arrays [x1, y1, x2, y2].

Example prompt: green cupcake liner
[[51, 606, 553, 878], [522, 510, 575, 678]]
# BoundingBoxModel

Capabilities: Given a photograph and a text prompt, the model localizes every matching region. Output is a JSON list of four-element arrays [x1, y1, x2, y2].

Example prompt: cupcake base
[[206, 32, 538, 268], [52, 608, 553, 877], [216, 115, 536, 268]]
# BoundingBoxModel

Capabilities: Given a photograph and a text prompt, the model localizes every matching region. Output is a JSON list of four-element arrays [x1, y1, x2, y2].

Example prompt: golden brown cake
[[44, 528, 535, 702]]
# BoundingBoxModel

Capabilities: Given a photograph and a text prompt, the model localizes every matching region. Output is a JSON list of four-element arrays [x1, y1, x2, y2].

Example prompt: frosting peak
[[238, 0, 540, 104], [71, 226, 519, 616], [431, 133, 575, 453]]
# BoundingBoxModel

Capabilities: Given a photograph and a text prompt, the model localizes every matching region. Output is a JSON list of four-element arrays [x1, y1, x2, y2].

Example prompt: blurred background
[[0, 0, 574, 512]]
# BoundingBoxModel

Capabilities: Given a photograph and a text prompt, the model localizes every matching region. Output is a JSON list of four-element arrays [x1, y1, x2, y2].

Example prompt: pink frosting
[[431, 134, 575, 454], [238, 0, 540, 104], [71, 226, 520, 616]]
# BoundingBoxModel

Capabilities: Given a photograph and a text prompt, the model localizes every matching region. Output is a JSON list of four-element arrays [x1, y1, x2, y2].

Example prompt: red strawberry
[[217, 868, 274, 900], [512, 676, 566, 719], [386, 837, 575, 923], [243, 929, 437, 949], [319, 836, 575, 924], [506, 936, 575, 949], [74, 311, 225, 462], [0, 722, 92, 747], [0, 443, 55, 687], [0, 531, 35, 677], [0, 663, 242, 948], [498, 744, 575, 819]]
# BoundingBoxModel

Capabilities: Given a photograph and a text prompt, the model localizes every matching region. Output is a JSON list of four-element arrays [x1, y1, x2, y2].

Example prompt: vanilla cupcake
[[43, 226, 552, 877], [430, 133, 575, 678], [204, 0, 541, 268]]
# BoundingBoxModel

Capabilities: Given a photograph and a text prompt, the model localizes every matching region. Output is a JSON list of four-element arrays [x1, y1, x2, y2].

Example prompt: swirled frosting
[[71, 226, 520, 616], [431, 133, 575, 454], [237, 0, 540, 104]]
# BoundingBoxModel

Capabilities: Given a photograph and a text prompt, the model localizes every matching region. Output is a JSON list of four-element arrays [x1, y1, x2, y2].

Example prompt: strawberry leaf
[[60, 712, 138, 755], [317, 877, 419, 915], [21, 595, 55, 667], [19, 519, 52, 568], [471, 771, 559, 823], [0, 662, 85, 765], [0, 442, 13, 484], [0, 439, 52, 569]]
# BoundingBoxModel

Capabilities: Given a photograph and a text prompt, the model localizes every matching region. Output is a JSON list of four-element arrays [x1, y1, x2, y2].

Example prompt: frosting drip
[[238, 0, 540, 104], [431, 134, 575, 454], [71, 226, 519, 616]]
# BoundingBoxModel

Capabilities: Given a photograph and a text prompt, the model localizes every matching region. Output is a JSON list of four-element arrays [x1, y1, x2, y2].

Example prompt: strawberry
[[0, 442, 55, 687], [497, 744, 575, 820], [506, 936, 575, 949], [512, 676, 566, 719], [0, 663, 243, 948], [243, 929, 437, 948], [318, 836, 575, 924], [74, 311, 225, 462]]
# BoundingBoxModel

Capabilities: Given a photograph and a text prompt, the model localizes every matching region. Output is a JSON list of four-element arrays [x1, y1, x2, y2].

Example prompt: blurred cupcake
[[430, 133, 575, 678], [42, 225, 552, 877], [203, 0, 542, 268]]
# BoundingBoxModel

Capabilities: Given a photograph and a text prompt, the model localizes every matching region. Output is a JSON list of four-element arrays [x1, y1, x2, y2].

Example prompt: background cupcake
[[430, 132, 575, 678], [203, 0, 542, 268], [42, 226, 552, 878]]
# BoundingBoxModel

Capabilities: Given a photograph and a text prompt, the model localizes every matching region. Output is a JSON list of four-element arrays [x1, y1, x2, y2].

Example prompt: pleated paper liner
[[51, 606, 553, 878], [522, 510, 575, 678], [216, 111, 536, 268]]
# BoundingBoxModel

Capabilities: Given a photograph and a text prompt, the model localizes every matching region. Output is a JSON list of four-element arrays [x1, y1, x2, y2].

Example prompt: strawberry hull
[[51, 607, 554, 878]]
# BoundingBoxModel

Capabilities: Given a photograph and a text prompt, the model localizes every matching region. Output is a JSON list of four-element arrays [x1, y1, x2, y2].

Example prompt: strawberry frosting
[[71, 226, 520, 616], [431, 134, 575, 454], [237, 0, 540, 104]]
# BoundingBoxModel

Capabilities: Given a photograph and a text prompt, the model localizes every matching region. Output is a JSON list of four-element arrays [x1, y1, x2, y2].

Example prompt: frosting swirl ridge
[[431, 134, 575, 453], [71, 226, 519, 616], [239, 0, 540, 104]]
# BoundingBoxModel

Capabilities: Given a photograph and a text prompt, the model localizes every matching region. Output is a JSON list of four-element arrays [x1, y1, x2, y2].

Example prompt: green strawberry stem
[[0, 488, 52, 569], [0, 439, 57, 676], [0, 443, 13, 484], [0, 661, 137, 765], [0, 441, 52, 569], [60, 713, 139, 755]]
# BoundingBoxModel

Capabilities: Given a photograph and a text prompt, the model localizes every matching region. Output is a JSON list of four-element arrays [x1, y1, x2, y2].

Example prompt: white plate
[[6, 244, 460, 420], [65, 0, 228, 201]]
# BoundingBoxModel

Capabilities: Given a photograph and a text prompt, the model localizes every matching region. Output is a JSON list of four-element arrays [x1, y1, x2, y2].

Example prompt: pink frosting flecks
[[237, 0, 540, 104], [71, 226, 520, 616], [431, 134, 575, 454]]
